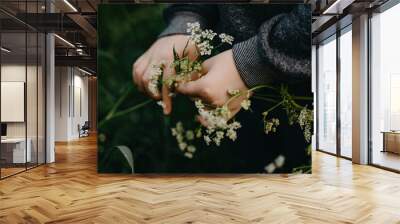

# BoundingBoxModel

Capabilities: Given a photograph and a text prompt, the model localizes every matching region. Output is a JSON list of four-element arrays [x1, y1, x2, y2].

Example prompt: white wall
[[55, 67, 89, 141]]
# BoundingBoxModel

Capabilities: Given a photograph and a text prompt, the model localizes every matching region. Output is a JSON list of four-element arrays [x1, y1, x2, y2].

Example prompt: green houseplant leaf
[[113, 145, 135, 173]]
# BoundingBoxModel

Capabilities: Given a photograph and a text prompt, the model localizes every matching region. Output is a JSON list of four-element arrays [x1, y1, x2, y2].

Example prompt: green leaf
[[113, 145, 135, 173], [173, 45, 180, 61], [173, 46, 181, 73], [182, 39, 190, 57], [306, 144, 312, 156]]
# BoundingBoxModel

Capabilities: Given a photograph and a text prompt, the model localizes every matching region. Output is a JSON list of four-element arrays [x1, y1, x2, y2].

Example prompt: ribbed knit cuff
[[159, 11, 207, 38], [232, 36, 274, 88]]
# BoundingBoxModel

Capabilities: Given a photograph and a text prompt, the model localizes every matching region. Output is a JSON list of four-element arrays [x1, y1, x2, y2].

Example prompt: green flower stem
[[254, 93, 313, 101], [249, 84, 278, 92], [291, 96, 313, 101], [99, 99, 153, 127], [224, 84, 278, 107], [263, 100, 284, 117], [224, 91, 245, 106], [291, 101, 305, 110], [253, 93, 281, 99], [252, 96, 279, 103], [104, 85, 133, 121]]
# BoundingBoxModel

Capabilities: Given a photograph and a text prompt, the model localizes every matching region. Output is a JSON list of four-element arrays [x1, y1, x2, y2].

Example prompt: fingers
[[175, 79, 204, 99], [142, 65, 161, 100], [132, 55, 149, 93], [162, 63, 174, 115]]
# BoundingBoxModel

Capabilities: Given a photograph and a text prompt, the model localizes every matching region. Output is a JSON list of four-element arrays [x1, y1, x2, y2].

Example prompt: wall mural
[[98, 4, 313, 174]]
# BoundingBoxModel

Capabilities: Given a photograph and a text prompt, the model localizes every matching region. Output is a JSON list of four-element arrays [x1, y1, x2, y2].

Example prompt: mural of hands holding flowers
[[99, 4, 313, 174], [133, 23, 313, 162]]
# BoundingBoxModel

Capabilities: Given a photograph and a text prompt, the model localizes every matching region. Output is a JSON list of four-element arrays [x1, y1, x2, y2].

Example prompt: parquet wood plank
[[0, 135, 399, 223]]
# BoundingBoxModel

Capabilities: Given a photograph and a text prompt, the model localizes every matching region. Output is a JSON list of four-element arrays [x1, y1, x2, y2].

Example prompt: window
[[370, 2, 400, 171], [0, 2, 46, 179], [339, 27, 352, 158], [317, 35, 337, 154]]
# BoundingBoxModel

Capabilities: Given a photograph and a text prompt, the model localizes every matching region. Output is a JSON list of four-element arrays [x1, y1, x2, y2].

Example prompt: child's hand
[[176, 50, 249, 122], [132, 35, 196, 114]]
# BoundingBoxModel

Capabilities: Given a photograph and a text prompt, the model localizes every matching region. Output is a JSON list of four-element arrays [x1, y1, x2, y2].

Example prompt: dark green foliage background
[[98, 4, 311, 173]]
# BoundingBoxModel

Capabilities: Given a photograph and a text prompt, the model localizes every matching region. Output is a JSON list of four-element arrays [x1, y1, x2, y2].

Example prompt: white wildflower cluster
[[228, 89, 252, 111], [219, 33, 234, 45], [171, 122, 199, 159], [148, 63, 163, 96], [187, 22, 233, 56], [298, 107, 313, 143], [240, 99, 251, 110], [153, 23, 314, 158], [195, 99, 242, 146], [264, 155, 285, 173], [227, 89, 240, 96], [186, 22, 201, 37], [264, 118, 280, 134], [197, 42, 213, 56]]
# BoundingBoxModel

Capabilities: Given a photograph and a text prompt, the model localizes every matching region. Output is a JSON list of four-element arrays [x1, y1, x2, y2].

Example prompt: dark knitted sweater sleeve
[[232, 5, 311, 87], [159, 4, 219, 38]]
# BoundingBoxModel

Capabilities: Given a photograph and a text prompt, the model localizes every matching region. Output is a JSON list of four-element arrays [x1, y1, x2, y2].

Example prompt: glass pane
[[317, 36, 337, 154], [27, 30, 38, 169], [38, 33, 45, 165], [1, 30, 27, 177], [371, 4, 400, 171], [339, 28, 352, 158]]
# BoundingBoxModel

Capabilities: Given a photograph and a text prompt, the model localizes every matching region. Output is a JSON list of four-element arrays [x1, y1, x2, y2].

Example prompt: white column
[[311, 45, 317, 150], [352, 14, 369, 164], [46, 1, 56, 163]]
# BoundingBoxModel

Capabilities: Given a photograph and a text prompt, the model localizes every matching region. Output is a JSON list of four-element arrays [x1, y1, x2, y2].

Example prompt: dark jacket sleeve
[[159, 4, 219, 38], [232, 5, 311, 87]]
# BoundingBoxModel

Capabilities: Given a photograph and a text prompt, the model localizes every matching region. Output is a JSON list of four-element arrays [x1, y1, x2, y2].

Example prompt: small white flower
[[213, 137, 221, 146], [219, 33, 234, 45], [264, 118, 279, 134], [179, 142, 187, 151], [264, 163, 276, 173], [196, 129, 202, 138], [147, 63, 163, 96], [240, 99, 251, 110], [176, 122, 184, 132], [187, 145, 196, 153], [184, 152, 193, 159], [204, 135, 211, 145], [176, 134, 184, 143], [226, 129, 237, 141], [195, 99, 205, 110], [171, 128, 178, 136], [201, 29, 217, 40], [298, 107, 313, 143], [197, 41, 213, 56], [227, 89, 240, 96], [230, 121, 241, 129], [187, 22, 200, 34], [185, 130, 194, 140], [274, 155, 285, 168]]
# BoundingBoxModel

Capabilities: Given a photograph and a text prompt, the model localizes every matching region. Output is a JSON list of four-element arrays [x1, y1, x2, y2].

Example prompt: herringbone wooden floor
[[0, 135, 400, 224]]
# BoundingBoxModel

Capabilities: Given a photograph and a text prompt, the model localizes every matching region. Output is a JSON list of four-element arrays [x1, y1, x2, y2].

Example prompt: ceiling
[[0, 0, 392, 74]]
